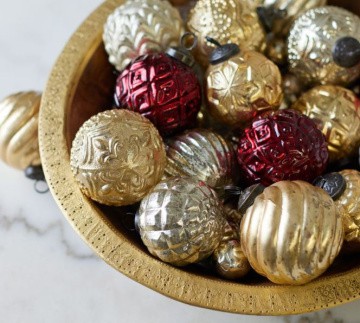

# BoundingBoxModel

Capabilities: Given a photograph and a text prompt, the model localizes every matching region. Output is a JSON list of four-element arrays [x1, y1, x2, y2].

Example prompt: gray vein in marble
[[0, 211, 98, 260]]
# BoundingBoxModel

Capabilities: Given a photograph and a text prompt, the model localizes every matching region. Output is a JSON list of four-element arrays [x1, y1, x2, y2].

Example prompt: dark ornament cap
[[166, 32, 198, 67], [333, 36, 360, 68], [206, 36, 240, 65], [313, 172, 346, 201], [238, 183, 266, 215], [256, 6, 287, 33]]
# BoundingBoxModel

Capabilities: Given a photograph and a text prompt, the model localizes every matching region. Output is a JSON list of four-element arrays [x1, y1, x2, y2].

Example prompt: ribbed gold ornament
[[138, 177, 226, 266], [70, 109, 166, 206], [241, 181, 344, 285], [291, 85, 360, 161], [187, 0, 266, 67], [288, 6, 360, 86], [0, 91, 41, 170], [165, 129, 236, 189], [336, 170, 360, 253], [206, 51, 283, 127], [103, 0, 185, 71]]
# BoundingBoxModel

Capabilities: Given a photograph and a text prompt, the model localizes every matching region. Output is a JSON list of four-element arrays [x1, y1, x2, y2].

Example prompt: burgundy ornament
[[115, 52, 201, 136], [237, 109, 329, 186]]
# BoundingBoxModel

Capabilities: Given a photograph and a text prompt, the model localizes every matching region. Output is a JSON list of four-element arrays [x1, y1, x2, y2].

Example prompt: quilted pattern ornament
[[115, 53, 201, 136], [241, 181, 344, 285], [138, 177, 226, 266], [237, 109, 329, 186], [103, 0, 185, 71]]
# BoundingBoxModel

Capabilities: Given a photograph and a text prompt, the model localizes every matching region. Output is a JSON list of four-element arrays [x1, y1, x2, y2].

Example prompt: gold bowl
[[39, 0, 360, 315]]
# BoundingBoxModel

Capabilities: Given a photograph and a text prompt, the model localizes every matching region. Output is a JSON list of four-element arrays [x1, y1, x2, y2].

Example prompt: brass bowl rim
[[38, 0, 360, 315]]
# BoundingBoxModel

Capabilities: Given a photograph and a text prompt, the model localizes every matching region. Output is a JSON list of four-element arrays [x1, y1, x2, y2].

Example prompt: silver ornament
[[103, 0, 185, 71], [138, 177, 226, 266]]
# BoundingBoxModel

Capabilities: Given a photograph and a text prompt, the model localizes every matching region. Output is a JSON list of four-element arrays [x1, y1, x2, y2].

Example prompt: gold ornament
[[335, 170, 360, 253], [291, 85, 360, 161], [266, 37, 287, 66], [241, 181, 344, 285], [187, 0, 266, 67], [70, 109, 166, 206], [138, 177, 226, 266], [206, 51, 283, 127], [103, 0, 185, 71], [213, 239, 251, 280], [288, 6, 360, 86], [0, 91, 41, 170], [282, 73, 303, 108], [223, 204, 243, 227], [164, 129, 236, 189]]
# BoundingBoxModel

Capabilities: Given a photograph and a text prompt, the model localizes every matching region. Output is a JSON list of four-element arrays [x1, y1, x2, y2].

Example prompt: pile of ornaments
[[70, 0, 360, 285]]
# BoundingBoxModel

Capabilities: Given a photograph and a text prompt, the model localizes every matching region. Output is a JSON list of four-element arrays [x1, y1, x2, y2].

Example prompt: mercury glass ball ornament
[[241, 180, 344, 285], [288, 6, 360, 86], [70, 109, 166, 206], [103, 0, 185, 71], [138, 177, 226, 266]]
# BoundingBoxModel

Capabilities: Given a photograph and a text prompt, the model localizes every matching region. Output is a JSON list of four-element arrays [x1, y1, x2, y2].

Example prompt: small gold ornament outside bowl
[[38, 0, 360, 315]]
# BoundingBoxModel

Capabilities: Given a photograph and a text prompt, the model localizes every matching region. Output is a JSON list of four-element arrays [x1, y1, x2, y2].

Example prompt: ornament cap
[[332, 36, 360, 68], [313, 172, 346, 201], [256, 6, 287, 33], [206, 37, 240, 65], [166, 32, 198, 67]]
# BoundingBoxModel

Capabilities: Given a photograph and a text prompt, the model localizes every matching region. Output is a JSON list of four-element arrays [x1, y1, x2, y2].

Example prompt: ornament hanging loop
[[166, 32, 198, 67], [181, 32, 198, 51]]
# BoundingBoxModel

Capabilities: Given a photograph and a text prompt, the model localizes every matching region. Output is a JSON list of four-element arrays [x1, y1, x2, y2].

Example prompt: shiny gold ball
[[206, 51, 283, 127], [0, 91, 41, 170], [164, 129, 236, 189], [288, 6, 360, 86], [70, 109, 166, 206], [187, 0, 266, 67], [223, 204, 243, 227], [103, 0, 185, 71], [138, 177, 226, 266], [291, 85, 360, 161], [241, 181, 344, 285], [213, 239, 251, 280], [336, 170, 360, 253]]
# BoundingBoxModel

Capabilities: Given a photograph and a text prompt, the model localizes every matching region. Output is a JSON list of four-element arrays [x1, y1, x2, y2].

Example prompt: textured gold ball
[[70, 109, 166, 206], [103, 0, 185, 71], [241, 181, 344, 285], [336, 170, 360, 253], [0, 91, 41, 170], [138, 177, 226, 266], [291, 85, 360, 161], [266, 37, 287, 66], [288, 6, 360, 86], [164, 129, 236, 189], [206, 51, 283, 127], [187, 0, 266, 67]]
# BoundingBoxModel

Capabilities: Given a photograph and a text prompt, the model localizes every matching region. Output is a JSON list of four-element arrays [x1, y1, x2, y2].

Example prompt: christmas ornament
[[288, 6, 360, 86], [292, 85, 360, 161], [70, 109, 166, 206], [282, 73, 303, 107], [223, 204, 244, 227], [206, 40, 283, 128], [313, 172, 346, 200], [213, 239, 251, 280], [237, 109, 329, 186], [237, 184, 266, 215], [0, 91, 41, 170], [241, 180, 344, 285], [115, 40, 202, 136], [256, 0, 326, 37], [335, 170, 360, 253], [138, 177, 226, 266], [164, 129, 236, 189], [265, 36, 287, 66], [103, 0, 185, 72], [187, 0, 266, 67]]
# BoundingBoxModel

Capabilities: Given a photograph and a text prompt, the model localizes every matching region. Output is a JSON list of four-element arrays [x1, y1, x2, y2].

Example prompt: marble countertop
[[0, 1, 359, 322]]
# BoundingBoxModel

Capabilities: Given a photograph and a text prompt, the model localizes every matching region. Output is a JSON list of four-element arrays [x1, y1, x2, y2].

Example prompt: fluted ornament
[[292, 86, 360, 161], [0, 91, 41, 170], [70, 109, 166, 206], [187, 0, 266, 66], [138, 177, 226, 266], [241, 181, 344, 285], [288, 6, 360, 86], [206, 51, 283, 127], [164, 129, 236, 188], [103, 0, 185, 71], [335, 170, 360, 252]]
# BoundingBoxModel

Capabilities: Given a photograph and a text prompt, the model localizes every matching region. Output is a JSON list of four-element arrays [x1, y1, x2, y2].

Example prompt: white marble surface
[[0, 1, 360, 322]]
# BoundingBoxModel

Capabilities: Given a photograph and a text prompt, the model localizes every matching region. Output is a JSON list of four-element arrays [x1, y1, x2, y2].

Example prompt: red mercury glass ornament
[[115, 34, 202, 136], [237, 109, 329, 186]]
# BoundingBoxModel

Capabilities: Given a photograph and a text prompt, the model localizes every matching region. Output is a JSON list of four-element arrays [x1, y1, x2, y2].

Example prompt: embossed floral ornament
[[70, 109, 166, 206]]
